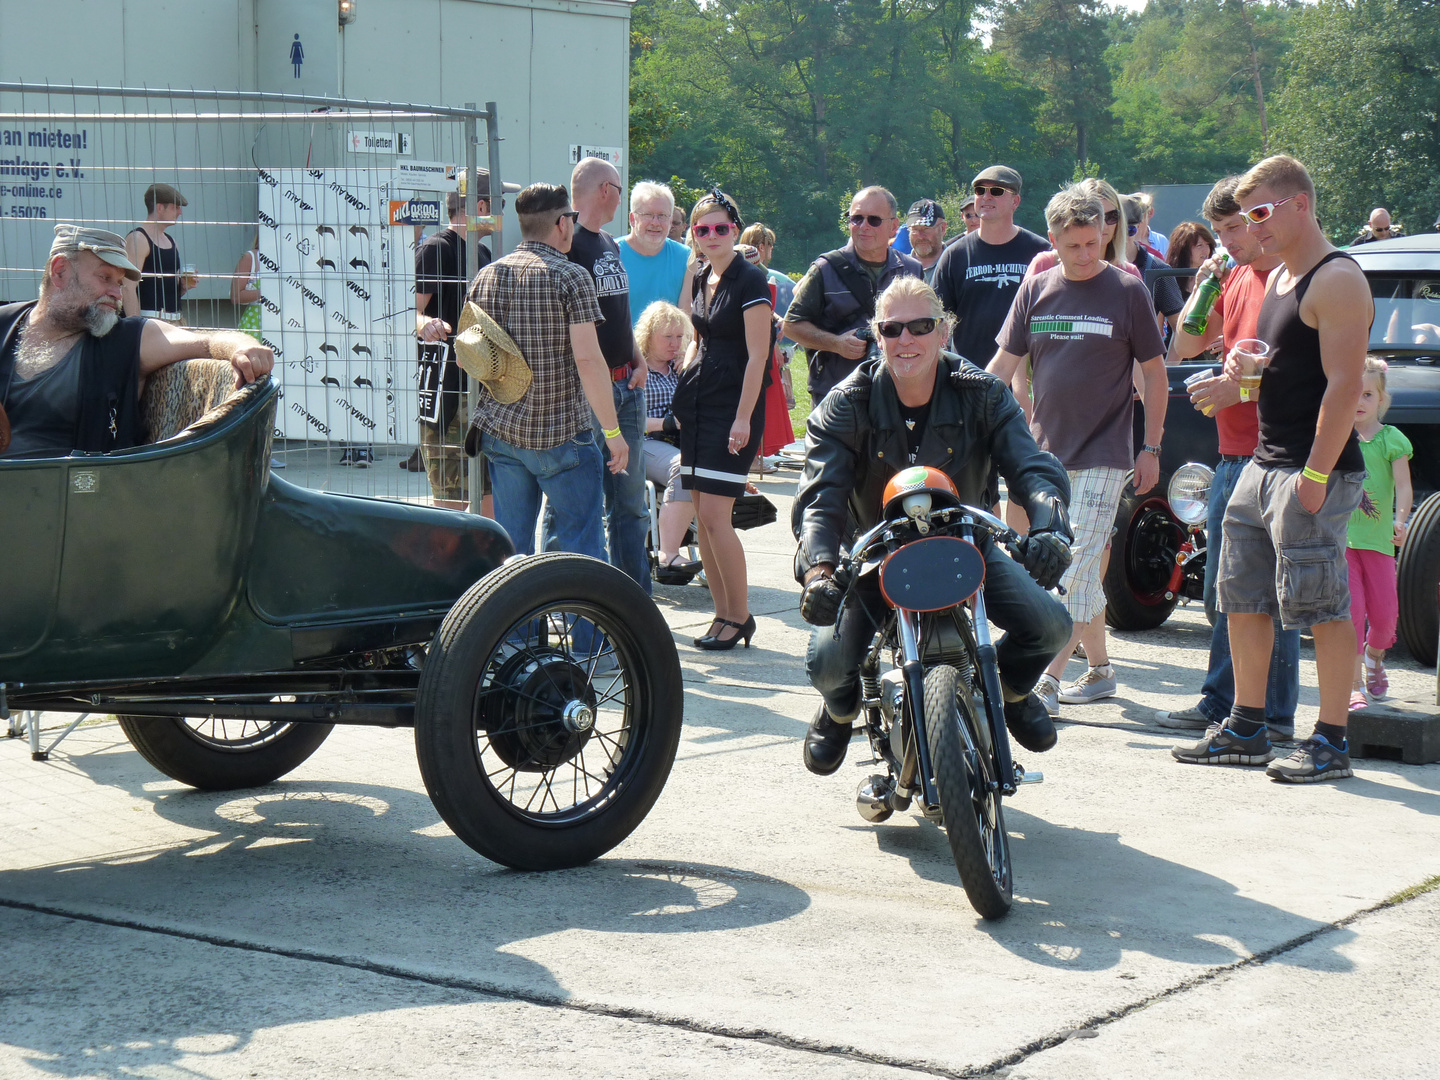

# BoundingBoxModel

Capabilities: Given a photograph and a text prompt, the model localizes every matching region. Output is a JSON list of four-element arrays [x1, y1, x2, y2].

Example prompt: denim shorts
[[1215, 461, 1365, 630]]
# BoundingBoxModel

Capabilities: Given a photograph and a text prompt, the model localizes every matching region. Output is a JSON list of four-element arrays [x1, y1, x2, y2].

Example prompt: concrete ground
[[4, 470, 1439, 1079]]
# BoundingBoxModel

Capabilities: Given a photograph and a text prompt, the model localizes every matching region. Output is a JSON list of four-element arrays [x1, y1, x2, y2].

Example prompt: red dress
[[760, 282, 795, 455]]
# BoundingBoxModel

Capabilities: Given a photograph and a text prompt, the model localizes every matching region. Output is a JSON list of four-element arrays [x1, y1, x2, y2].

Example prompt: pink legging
[[1346, 546, 1399, 654]]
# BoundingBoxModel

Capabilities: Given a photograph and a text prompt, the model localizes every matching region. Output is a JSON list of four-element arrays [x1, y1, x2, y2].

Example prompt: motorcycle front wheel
[[923, 664, 1013, 919]]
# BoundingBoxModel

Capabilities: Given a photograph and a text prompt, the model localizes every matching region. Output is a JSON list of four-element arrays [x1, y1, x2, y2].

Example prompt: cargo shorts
[[1215, 461, 1365, 630]]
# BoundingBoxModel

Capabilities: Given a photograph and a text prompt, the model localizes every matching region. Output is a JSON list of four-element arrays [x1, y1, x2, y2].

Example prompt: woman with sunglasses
[[793, 275, 1075, 775], [671, 189, 774, 650]]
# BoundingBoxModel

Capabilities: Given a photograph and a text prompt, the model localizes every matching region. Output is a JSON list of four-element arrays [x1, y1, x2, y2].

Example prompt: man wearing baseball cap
[[904, 199, 947, 285], [123, 182, 192, 323], [0, 223, 272, 457], [932, 165, 1050, 366]]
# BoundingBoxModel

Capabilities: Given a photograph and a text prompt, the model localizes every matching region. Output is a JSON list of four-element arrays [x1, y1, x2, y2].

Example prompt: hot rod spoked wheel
[[117, 715, 334, 791], [923, 664, 1012, 919], [415, 553, 684, 870]]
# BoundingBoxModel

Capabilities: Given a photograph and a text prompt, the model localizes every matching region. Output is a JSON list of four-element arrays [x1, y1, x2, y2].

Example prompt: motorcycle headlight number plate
[[879, 536, 986, 612]]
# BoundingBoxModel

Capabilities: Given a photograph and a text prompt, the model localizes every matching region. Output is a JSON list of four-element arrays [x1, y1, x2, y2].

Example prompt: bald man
[[1353, 207, 1401, 245], [560, 156, 651, 592]]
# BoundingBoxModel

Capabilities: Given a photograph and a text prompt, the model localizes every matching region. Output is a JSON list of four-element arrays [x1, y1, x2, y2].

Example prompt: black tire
[[1397, 491, 1440, 666], [116, 715, 333, 790], [415, 553, 683, 870], [923, 664, 1012, 919], [1105, 484, 1184, 631]]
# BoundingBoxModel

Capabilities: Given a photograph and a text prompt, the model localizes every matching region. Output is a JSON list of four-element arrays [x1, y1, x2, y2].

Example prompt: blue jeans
[[542, 383, 650, 594], [482, 429, 606, 560], [1199, 457, 1299, 724]]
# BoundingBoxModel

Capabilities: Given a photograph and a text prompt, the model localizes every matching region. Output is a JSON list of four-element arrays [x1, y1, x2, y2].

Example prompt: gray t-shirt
[[1, 340, 82, 456], [997, 263, 1165, 471]]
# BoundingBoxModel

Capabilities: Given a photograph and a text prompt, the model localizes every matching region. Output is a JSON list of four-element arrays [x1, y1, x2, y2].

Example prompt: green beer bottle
[[1181, 255, 1231, 337]]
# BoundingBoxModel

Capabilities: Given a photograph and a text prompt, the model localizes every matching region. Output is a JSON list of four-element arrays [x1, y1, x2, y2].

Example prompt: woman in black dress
[[673, 189, 773, 650]]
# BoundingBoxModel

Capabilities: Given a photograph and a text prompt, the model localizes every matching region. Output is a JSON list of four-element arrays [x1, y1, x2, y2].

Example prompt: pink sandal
[[1349, 689, 1370, 713], [1364, 651, 1388, 699]]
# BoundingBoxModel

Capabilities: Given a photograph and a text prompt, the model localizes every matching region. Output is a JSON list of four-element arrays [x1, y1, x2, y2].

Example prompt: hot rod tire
[[1104, 485, 1183, 631], [116, 716, 334, 790], [1397, 491, 1440, 667], [415, 553, 683, 871]]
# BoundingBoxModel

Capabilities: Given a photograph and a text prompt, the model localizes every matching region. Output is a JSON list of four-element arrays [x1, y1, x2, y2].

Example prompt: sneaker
[[1058, 665, 1116, 704], [1171, 724, 1275, 766], [1364, 652, 1388, 698], [337, 447, 354, 466], [1266, 734, 1353, 783], [352, 447, 374, 469], [1156, 704, 1212, 730], [1035, 674, 1060, 718]]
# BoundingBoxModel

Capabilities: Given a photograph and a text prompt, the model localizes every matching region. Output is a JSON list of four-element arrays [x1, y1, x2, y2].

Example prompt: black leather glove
[[1017, 531, 1072, 590], [1018, 494, 1074, 590], [662, 412, 680, 437], [800, 574, 845, 626]]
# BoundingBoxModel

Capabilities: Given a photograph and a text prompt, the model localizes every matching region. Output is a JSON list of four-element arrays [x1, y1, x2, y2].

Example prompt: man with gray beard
[[0, 224, 272, 456]]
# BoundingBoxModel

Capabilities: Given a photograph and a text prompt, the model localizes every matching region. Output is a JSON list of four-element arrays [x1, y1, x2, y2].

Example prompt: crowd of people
[[0, 150, 1415, 789]]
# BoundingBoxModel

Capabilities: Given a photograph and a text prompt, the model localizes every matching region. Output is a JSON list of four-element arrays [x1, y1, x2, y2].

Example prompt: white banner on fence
[[257, 168, 416, 444]]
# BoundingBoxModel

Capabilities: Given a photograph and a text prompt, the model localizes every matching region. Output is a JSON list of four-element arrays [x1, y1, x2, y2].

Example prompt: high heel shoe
[[696, 615, 755, 651], [693, 619, 724, 647]]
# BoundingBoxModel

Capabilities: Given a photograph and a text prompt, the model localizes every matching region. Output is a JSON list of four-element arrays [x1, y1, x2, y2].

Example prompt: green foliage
[[1273, 0, 1440, 242]]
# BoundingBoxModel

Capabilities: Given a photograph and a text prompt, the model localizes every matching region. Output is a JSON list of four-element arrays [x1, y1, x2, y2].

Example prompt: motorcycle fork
[[969, 589, 1017, 798], [896, 609, 941, 812]]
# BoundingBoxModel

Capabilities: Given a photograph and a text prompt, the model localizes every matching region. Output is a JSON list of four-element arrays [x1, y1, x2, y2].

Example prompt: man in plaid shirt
[[466, 183, 629, 558]]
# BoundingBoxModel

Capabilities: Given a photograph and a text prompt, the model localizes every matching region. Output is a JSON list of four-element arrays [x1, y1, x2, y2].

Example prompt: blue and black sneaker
[[1265, 733, 1353, 783], [1171, 723, 1275, 766]]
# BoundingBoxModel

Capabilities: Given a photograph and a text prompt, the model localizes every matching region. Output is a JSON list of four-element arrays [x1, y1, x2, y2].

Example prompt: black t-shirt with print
[[932, 227, 1051, 366], [568, 225, 634, 370]]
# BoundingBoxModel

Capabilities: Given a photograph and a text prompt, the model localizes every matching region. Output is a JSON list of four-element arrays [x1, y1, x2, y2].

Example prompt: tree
[[1274, 0, 1440, 240]]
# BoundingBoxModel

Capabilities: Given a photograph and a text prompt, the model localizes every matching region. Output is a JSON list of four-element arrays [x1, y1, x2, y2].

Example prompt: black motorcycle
[[828, 473, 1045, 919]]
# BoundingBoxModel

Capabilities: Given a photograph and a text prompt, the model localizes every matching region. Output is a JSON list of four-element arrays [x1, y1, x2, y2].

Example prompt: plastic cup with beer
[[181, 263, 199, 291], [1230, 338, 1270, 391]]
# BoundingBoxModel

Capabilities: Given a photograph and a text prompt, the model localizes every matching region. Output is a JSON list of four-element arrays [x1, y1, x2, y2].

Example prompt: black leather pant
[[805, 540, 1073, 721]]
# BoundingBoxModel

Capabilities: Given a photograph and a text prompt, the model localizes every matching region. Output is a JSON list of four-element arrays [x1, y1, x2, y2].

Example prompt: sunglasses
[[1127, 223, 1139, 236], [1241, 193, 1299, 225], [973, 185, 1011, 197], [1104, 209, 1120, 225], [555, 210, 580, 225], [692, 222, 735, 238], [877, 317, 939, 339], [849, 213, 893, 228]]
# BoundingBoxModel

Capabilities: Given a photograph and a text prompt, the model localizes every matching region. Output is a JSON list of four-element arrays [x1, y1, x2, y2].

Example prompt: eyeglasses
[[633, 211, 671, 222], [876, 317, 939, 339], [692, 222, 735, 238], [602, 181, 623, 196], [1104, 210, 1120, 226], [963, 212, 980, 220], [973, 185, 1011, 197], [1241, 194, 1299, 225], [555, 210, 580, 225], [849, 213, 891, 228], [1127, 224, 1139, 236]]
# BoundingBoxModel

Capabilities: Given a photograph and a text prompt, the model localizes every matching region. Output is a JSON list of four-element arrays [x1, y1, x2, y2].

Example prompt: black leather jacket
[[792, 352, 1070, 581]]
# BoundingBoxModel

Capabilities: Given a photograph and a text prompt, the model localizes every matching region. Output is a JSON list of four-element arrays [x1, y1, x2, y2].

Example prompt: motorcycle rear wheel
[[923, 664, 1013, 919]]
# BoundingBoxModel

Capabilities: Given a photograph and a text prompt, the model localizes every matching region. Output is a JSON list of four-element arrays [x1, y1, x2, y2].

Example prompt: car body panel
[[0, 377, 515, 686]]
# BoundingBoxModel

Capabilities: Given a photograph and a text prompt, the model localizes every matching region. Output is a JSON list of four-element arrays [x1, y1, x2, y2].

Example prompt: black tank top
[[1253, 250, 1365, 472], [130, 227, 181, 313]]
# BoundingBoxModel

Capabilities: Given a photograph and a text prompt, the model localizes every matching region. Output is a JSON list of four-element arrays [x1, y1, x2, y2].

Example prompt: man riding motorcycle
[[792, 276, 1075, 774]]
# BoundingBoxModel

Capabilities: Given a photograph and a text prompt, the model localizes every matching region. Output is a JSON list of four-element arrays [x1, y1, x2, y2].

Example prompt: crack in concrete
[[4, 872, 1437, 1079]]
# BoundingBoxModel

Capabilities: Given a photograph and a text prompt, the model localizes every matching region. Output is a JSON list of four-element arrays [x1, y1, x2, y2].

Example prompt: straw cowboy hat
[[455, 301, 531, 404]]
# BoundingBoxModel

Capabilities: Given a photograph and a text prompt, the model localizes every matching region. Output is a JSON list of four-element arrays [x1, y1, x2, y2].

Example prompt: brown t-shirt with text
[[997, 263, 1165, 471]]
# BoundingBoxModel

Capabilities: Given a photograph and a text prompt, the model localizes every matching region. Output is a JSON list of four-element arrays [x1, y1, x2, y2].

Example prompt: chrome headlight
[[1167, 463, 1214, 527]]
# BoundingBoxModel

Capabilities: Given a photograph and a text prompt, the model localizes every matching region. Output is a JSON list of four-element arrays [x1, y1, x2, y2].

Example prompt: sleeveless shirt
[[1253, 250, 1365, 472]]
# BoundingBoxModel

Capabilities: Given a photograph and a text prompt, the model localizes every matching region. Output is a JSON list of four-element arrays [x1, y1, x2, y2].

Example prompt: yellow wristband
[[602, 426, 622, 440], [1302, 467, 1329, 484]]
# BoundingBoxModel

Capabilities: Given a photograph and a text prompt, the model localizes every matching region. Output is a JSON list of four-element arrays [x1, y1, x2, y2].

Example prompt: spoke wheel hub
[[480, 648, 598, 772]]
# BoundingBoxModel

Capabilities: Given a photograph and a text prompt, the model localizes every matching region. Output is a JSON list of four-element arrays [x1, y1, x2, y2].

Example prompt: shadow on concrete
[[0, 743, 812, 1079], [859, 807, 1350, 974]]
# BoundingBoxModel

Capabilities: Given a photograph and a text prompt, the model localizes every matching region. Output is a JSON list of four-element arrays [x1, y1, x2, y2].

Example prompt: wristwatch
[[1141, 444, 1162, 457]]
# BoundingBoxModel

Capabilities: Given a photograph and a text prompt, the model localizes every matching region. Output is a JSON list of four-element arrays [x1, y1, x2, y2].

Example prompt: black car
[[1105, 237, 1440, 666]]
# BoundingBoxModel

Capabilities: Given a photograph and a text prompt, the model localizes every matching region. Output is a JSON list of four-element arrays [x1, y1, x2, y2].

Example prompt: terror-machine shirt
[[568, 225, 636, 370], [931, 227, 1050, 365]]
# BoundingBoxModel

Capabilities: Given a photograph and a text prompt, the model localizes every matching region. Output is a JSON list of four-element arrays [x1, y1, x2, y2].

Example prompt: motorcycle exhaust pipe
[[856, 774, 896, 822]]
